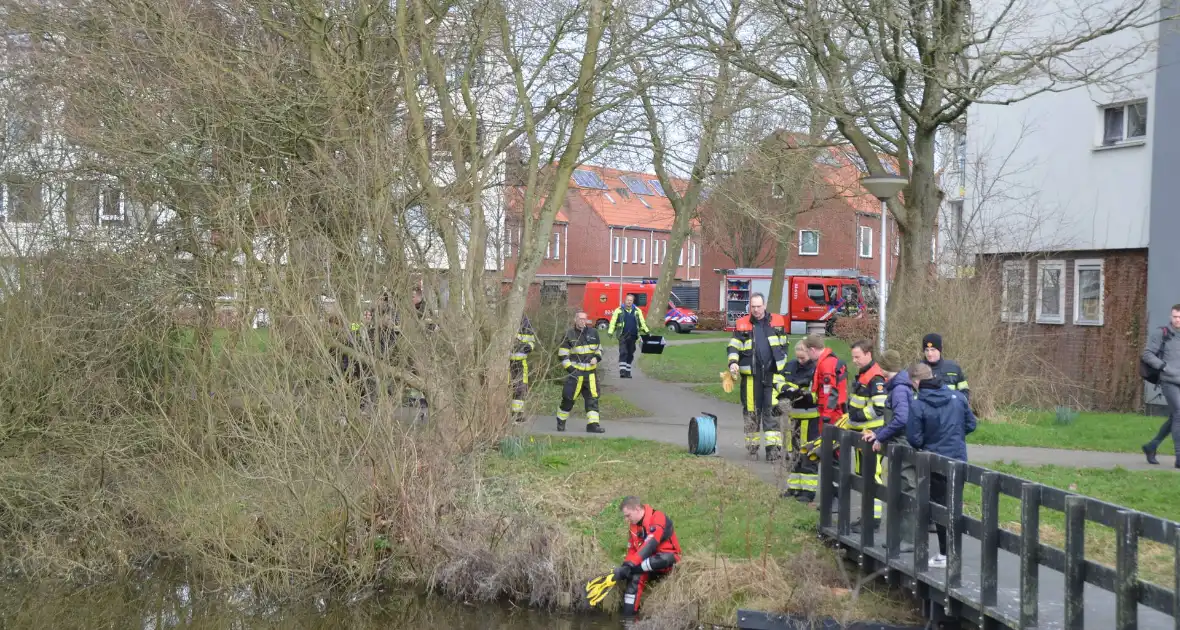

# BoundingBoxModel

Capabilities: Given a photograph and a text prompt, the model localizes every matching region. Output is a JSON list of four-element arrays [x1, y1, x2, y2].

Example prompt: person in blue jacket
[[860, 349, 915, 545], [905, 362, 976, 570]]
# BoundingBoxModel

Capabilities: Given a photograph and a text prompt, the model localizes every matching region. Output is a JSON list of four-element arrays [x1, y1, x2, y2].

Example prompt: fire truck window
[[842, 284, 858, 303], [826, 285, 838, 304], [633, 293, 648, 307], [806, 284, 825, 304]]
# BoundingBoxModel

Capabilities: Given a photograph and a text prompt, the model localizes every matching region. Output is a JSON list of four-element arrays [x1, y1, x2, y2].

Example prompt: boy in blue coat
[[906, 362, 976, 569]]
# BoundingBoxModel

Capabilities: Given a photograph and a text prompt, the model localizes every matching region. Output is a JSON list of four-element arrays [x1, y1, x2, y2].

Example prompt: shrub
[[695, 310, 726, 331], [885, 274, 1077, 418]]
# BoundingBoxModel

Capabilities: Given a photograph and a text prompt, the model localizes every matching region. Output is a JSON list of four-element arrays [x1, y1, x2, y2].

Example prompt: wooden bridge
[[814, 426, 1179, 629]]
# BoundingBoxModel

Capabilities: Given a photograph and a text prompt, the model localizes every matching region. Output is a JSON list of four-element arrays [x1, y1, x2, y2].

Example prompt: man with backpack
[[1141, 305, 1180, 466]]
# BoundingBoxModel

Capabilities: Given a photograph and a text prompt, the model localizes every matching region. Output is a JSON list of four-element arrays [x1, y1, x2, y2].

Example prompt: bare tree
[[731, 0, 1162, 303], [617, 0, 768, 328]]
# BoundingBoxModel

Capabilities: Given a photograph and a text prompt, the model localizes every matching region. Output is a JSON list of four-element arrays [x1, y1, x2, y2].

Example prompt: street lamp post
[[859, 175, 908, 354]]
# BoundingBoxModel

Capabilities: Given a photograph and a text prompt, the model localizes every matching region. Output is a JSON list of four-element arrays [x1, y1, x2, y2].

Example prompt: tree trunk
[[766, 227, 792, 314], [646, 213, 694, 330], [890, 128, 940, 306]]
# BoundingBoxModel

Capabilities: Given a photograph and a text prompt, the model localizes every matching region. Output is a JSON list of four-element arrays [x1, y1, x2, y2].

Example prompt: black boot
[[586, 422, 605, 434], [557, 418, 566, 432], [1144, 444, 1160, 465]]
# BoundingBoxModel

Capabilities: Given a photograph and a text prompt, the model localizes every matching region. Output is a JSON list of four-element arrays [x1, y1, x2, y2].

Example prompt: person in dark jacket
[[906, 362, 976, 570], [862, 349, 915, 547], [780, 341, 819, 502], [922, 333, 969, 403], [1141, 304, 1180, 466]]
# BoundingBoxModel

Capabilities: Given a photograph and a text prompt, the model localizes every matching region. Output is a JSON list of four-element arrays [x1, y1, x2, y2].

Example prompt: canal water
[[0, 579, 633, 630]]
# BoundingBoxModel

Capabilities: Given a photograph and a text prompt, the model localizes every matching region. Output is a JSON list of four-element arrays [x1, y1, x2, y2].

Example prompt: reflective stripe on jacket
[[512, 316, 536, 360], [727, 313, 788, 376], [558, 326, 603, 372], [608, 305, 650, 336], [847, 362, 887, 430]]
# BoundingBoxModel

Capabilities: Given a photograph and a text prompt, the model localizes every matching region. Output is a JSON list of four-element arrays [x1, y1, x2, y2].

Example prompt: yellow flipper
[[585, 572, 617, 607]]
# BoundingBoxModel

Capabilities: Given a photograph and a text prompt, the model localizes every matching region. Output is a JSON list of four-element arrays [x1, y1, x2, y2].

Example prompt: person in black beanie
[[921, 333, 970, 403]]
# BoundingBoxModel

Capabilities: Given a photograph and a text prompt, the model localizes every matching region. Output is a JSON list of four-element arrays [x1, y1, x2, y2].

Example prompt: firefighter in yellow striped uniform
[[556, 310, 607, 433], [847, 340, 889, 523], [726, 293, 789, 461], [779, 341, 821, 502], [510, 315, 536, 424]]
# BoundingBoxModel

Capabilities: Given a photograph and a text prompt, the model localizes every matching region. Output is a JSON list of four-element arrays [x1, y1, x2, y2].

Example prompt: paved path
[[524, 343, 1175, 629]]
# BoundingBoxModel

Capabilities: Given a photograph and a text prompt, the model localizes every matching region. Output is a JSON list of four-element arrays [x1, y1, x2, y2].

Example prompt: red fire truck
[[582, 281, 699, 333], [719, 268, 873, 334]]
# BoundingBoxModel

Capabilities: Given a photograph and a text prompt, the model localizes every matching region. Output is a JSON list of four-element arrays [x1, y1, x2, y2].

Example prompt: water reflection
[[0, 579, 620, 630]]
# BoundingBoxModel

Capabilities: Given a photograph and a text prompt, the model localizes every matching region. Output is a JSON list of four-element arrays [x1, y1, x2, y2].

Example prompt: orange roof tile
[[567, 165, 698, 231]]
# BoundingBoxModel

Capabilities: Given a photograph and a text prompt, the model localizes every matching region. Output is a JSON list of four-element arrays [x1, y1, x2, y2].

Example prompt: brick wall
[[977, 248, 1148, 411], [700, 197, 902, 311], [503, 187, 706, 309]]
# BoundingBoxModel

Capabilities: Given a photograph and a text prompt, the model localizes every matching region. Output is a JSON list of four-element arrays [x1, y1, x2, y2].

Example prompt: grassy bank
[[966, 462, 1178, 586], [484, 437, 918, 625], [643, 337, 851, 387]]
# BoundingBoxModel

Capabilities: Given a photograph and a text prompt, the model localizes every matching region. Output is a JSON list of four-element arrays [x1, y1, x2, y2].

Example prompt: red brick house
[[502, 166, 705, 308], [699, 143, 911, 312]]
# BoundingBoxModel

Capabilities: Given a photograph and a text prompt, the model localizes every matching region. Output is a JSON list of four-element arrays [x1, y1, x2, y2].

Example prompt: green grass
[[970, 410, 1164, 454], [654, 336, 848, 395], [523, 382, 650, 419], [484, 437, 915, 622], [964, 462, 1180, 586], [489, 437, 817, 559]]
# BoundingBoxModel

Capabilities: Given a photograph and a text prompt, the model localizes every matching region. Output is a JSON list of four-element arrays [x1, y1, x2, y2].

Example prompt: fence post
[[980, 472, 1000, 611], [1173, 522, 1180, 630], [1064, 494, 1086, 630], [838, 429, 854, 537], [913, 452, 932, 571], [819, 425, 835, 533], [859, 436, 878, 551], [1115, 510, 1140, 630], [884, 441, 904, 560], [1020, 483, 1042, 628], [947, 460, 966, 592]]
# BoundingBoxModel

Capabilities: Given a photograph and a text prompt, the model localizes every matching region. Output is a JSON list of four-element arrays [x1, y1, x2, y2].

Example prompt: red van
[[582, 281, 698, 333], [722, 268, 865, 333]]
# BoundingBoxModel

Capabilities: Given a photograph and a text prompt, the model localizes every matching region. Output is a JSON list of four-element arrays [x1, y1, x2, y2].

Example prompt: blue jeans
[[1147, 382, 1180, 458]]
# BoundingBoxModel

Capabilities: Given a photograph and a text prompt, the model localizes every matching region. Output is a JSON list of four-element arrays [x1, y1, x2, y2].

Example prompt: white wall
[[968, 22, 1158, 254]]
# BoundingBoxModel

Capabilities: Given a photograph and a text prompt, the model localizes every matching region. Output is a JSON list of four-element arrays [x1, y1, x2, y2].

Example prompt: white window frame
[[1034, 260, 1066, 325], [799, 230, 819, 256], [631, 237, 639, 263], [1073, 258, 1105, 326], [639, 238, 646, 264], [858, 226, 872, 258], [99, 188, 126, 221], [1099, 100, 1148, 147], [551, 231, 560, 260], [1001, 260, 1029, 323], [678, 244, 684, 266]]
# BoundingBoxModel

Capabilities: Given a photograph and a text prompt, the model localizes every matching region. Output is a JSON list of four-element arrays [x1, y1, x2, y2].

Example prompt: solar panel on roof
[[620, 175, 653, 195], [648, 180, 665, 196], [572, 169, 607, 189]]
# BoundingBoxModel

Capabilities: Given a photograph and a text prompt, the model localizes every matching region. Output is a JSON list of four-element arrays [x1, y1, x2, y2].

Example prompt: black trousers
[[621, 552, 676, 616], [618, 333, 637, 375], [930, 472, 948, 556]]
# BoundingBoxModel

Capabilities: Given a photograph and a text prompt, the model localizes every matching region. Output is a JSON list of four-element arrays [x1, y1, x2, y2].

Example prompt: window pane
[[1127, 102, 1147, 138], [1004, 267, 1025, 315], [1103, 107, 1125, 145], [1039, 268, 1060, 316], [800, 231, 819, 254], [1078, 267, 1102, 322], [806, 284, 825, 304]]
